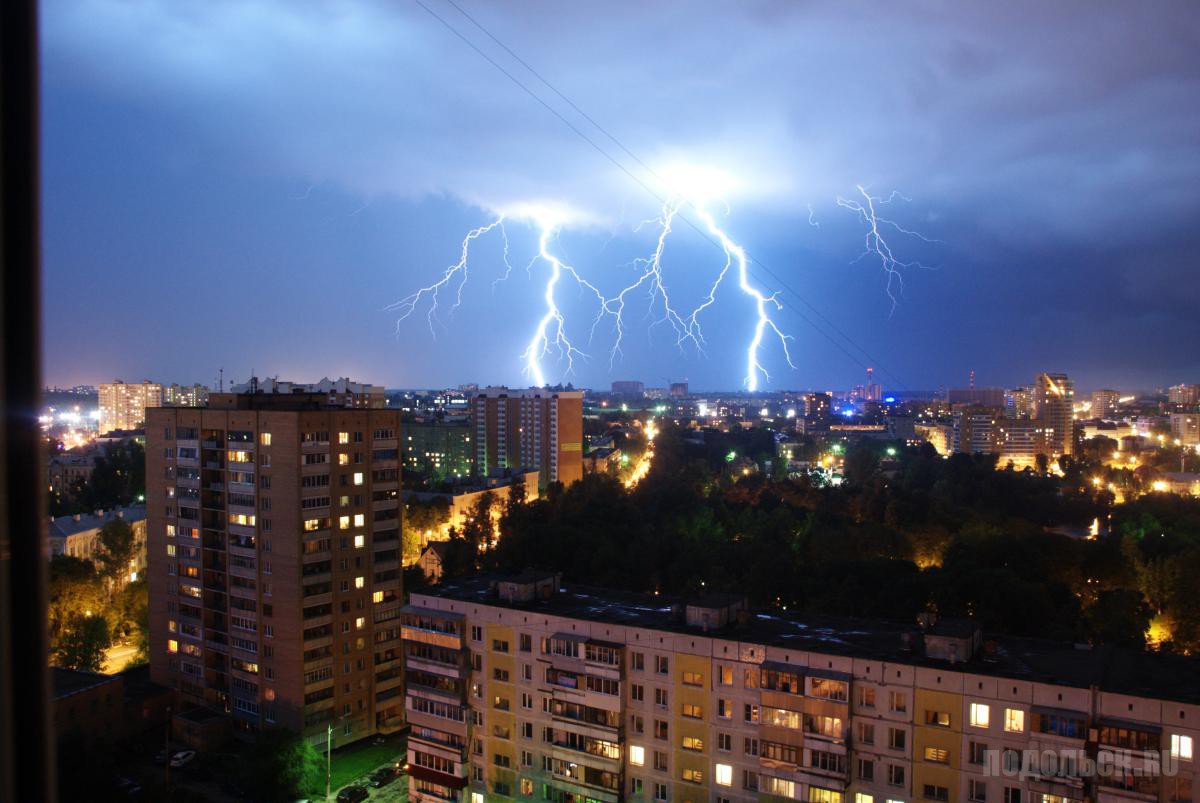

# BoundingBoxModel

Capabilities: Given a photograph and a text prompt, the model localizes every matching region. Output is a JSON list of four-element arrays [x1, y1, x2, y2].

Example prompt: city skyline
[[40, 2, 1200, 391]]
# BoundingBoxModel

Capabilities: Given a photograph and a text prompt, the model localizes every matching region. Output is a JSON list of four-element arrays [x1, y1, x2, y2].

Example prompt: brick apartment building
[[146, 384, 404, 748]]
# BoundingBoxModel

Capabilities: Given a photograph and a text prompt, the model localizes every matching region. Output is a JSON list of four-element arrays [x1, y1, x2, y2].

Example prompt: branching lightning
[[837, 185, 939, 308], [385, 217, 511, 335], [521, 221, 606, 385]]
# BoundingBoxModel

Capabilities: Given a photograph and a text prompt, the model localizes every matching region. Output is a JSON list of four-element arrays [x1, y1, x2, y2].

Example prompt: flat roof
[[52, 667, 119, 699], [418, 575, 1200, 705]]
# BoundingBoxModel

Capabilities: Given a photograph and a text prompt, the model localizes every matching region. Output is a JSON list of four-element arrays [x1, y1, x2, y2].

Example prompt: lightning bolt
[[837, 185, 938, 309], [385, 217, 511, 335], [687, 203, 795, 392], [522, 221, 606, 385], [596, 198, 694, 366]]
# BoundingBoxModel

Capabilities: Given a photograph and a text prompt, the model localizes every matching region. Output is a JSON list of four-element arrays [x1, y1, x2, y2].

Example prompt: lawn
[[328, 734, 405, 791]]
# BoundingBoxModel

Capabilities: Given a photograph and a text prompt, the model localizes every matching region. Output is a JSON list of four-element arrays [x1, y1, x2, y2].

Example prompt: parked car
[[169, 750, 197, 768], [336, 786, 370, 803], [369, 766, 399, 787]]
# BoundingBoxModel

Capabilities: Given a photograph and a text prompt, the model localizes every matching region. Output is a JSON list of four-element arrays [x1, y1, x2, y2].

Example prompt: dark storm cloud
[[40, 0, 1200, 389]]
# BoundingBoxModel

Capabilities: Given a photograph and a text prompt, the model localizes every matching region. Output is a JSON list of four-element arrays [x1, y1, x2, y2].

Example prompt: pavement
[[102, 642, 140, 673]]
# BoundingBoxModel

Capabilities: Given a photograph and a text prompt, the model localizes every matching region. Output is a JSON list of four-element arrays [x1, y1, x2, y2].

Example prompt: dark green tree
[[239, 729, 325, 803], [96, 517, 137, 589], [55, 613, 111, 671]]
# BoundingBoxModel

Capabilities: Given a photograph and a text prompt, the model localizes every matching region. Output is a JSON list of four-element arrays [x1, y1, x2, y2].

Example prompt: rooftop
[[49, 504, 146, 539], [419, 575, 1200, 705], [52, 667, 119, 699]]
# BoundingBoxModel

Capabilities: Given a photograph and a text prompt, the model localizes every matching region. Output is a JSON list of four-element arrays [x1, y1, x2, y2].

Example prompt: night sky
[[41, 1, 1200, 393]]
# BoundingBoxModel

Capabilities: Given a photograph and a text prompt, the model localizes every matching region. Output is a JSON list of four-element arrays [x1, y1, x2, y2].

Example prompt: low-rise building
[[48, 504, 147, 582]]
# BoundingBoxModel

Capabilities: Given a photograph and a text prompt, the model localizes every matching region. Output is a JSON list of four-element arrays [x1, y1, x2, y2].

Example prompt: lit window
[[355, 576, 365, 589], [354, 534, 365, 548], [339, 432, 349, 444], [353, 513, 365, 527], [166, 544, 176, 556], [970, 703, 990, 728], [167, 639, 178, 653], [339, 516, 350, 530], [1004, 709, 1025, 733], [715, 763, 732, 786], [630, 745, 645, 766], [1171, 734, 1193, 761], [372, 591, 384, 603], [260, 432, 271, 446], [356, 617, 366, 630], [857, 795, 875, 803], [338, 453, 350, 466], [353, 472, 364, 485]]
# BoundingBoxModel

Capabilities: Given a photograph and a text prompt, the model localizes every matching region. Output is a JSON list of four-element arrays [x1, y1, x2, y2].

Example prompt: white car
[[169, 750, 196, 768]]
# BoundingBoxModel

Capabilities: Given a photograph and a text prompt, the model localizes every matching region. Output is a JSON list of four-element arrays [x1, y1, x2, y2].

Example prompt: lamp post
[[326, 723, 333, 802]]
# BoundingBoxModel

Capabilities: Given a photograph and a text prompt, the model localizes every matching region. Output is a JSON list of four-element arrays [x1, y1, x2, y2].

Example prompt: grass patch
[[328, 735, 405, 791]]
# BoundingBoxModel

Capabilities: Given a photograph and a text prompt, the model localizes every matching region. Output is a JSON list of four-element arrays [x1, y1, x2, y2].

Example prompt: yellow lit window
[[856, 795, 875, 803], [354, 535, 365, 548], [167, 619, 177, 633], [353, 472, 364, 486], [260, 432, 271, 446], [970, 703, 990, 728], [682, 735, 704, 751], [303, 518, 323, 532], [353, 514, 365, 527], [167, 639, 179, 653], [229, 513, 256, 526], [682, 768, 703, 784], [630, 745, 645, 766], [166, 524, 176, 537], [682, 703, 703, 719], [338, 453, 350, 466], [355, 576, 365, 589], [1004, 708, 1025, 733], [338, 432, 349, 444], [166, 544, 176, 556], [1171, 734, 1193, 760], [356, 617, 366, 630], [372, 591, 384, 603], [339, 516, 350, 530], [715, 763, 732, 786]]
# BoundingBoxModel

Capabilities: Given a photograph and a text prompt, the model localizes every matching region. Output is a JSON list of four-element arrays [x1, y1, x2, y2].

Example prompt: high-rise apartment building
[[1031, 373, 1074, 457], [404, 418, 475, 479], [402, 574, 1198, 803], [947, 388, 1006, 409], [1090, 389, 1121, 420], [145, 389, 403, 748], [164, 383, 210, 407], [1170, 413, 1200, 446], [612, 381, 646, 397], [954, 407, 999, 455], [669, 382, 690, 399], [1168, 384, 1200, 408], [227, 376, 386, 409], [1005, 387, 1033, 420], [993, 420, 1055, 470], [99, 380, 163, 433], [471, 388, 583, 488]]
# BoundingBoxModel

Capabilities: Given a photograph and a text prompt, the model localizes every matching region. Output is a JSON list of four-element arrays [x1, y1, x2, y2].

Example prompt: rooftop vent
[[494, 570, 561, 603]]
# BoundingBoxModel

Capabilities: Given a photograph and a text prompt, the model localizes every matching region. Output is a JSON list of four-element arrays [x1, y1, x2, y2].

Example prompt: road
[[102, 642, 140, 674]]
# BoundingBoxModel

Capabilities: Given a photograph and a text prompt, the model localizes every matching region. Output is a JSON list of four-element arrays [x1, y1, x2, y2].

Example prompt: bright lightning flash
[[688, 204, 795, 392], [837, 185, 938, 308], [521, 221, 606, 385], [385, 218, 511, 334]]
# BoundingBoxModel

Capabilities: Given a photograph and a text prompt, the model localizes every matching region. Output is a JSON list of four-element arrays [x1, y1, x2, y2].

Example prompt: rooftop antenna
[[969, 369, 975, 388], [218, 367, 224, 393]]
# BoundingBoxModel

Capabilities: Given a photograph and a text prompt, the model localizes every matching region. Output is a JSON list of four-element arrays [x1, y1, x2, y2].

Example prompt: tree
[[239, 729, 324, 803], [55, 612, 111, 671], [96, 517, 137, 589], [1082, 589, 1152, 648], [48, 555, 105, 648]]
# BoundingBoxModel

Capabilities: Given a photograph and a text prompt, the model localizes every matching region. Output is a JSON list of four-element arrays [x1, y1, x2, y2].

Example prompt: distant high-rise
[[145, 389, 403, 748], [99, 380, 163, 433], [610, 380, 645, 397], [1090, 389, 1121, 419], [669, 381, 689, 398], [471, 387, 583, 488], [225, 376, 385, 409], [1006, 386, 1033, 419], [1171, 412, 1200, 445], [1032, 372, 1075, 456], [163, 383, 210, 408], [403, 418, 474, 478], [1168, 383, 1200, 407], [947, 387, 1006, 408]]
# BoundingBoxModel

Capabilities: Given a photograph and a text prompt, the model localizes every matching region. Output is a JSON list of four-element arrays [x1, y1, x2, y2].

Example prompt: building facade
[[1032, 374, 1075, 457], [404, 419, 476, 479], [471, 388, 584, 488], [1090, 390, 1121, 420], [99, 380, 163, 434], [145, 393, 404, 748], [164, 383, 210, 407], [400, 575, 1199, 803], [49, 504, 147, 582], [613, 381, 647, 397], [1167, 385, 1200, 408], [1170, 414, 1200, 446]]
